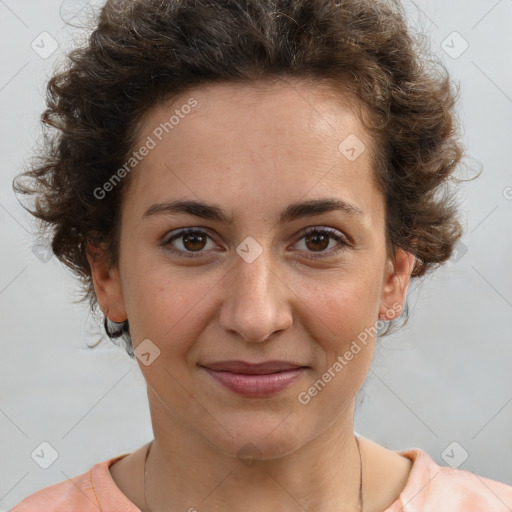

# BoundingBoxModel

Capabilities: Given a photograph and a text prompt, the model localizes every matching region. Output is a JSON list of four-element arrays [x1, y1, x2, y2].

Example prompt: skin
[[87, 79, 416, 512]]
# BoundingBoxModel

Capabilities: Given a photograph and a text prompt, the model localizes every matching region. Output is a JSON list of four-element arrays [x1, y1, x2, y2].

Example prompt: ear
[[86, 243, 127, 322], [378, 248, 416, 321]]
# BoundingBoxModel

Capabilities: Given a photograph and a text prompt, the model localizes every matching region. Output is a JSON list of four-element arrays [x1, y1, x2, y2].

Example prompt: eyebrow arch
[[141, 198, 364, 224]]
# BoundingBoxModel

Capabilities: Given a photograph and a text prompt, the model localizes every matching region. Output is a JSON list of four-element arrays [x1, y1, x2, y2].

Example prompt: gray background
[[1, 0, 511, 509]]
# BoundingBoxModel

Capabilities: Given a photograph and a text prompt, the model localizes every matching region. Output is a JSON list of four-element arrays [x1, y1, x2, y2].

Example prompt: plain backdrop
[[1, 0, 511, 508]]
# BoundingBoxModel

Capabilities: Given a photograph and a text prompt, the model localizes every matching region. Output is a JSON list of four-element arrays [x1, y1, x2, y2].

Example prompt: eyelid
[[291, 226, 351, 258], [160, 227, 220, 259], [161, 225, 351, 259]]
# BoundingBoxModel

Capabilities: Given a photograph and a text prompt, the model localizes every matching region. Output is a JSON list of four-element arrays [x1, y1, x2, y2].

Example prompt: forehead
[[142, 79, 372, 149], [124, 79, 383, 226]]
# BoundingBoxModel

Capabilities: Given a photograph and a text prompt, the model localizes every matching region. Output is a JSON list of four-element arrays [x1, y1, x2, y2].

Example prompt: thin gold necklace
[[143, 436, 363, 511]]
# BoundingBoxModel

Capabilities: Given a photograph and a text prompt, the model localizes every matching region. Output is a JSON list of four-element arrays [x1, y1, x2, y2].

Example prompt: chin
[[204, 414, 310, 461]]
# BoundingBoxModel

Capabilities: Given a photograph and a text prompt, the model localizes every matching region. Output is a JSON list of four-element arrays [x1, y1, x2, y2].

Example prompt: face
[[88, 79, 415, 460]]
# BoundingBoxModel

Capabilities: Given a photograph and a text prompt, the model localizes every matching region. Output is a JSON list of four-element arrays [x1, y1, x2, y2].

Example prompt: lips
[[200, 360, 306, 374], [199, 360, 309, 396]]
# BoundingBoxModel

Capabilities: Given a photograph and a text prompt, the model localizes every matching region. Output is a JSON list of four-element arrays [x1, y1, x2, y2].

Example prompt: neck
[[144, 395, 363, 512]]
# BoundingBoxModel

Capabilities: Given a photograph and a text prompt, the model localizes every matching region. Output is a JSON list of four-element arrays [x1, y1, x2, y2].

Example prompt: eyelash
[[161, 227, 350, 260]]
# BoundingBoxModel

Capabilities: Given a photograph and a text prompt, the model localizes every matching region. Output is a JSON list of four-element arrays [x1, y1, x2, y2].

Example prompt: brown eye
[[294, 227, 349, 258], [162, 228, 216, 258], [182, 231, 207, 251], [304, 231, 330, 252]]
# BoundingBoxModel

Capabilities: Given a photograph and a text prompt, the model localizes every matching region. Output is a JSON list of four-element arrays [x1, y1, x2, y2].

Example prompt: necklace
[[143, 436, 363, 511]]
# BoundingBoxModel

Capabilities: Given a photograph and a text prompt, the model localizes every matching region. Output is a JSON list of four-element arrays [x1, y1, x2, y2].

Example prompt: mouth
[[199, 360, 309, 396]]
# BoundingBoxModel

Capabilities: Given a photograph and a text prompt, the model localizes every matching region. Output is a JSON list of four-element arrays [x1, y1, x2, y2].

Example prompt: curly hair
[[13, 0, 470, 358]]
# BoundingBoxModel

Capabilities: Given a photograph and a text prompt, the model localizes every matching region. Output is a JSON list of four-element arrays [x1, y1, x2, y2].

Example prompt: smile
[[199, 363, 308, 396]]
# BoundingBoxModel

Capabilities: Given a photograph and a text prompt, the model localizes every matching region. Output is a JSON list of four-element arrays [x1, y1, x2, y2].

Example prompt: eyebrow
[[141, 197, 364, 224]]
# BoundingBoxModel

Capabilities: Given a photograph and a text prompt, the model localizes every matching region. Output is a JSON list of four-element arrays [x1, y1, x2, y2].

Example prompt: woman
[[10, 0, 512, 510]]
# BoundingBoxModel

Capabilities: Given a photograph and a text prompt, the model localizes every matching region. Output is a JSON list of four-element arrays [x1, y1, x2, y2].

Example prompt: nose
[[219, 242, 293, 343]]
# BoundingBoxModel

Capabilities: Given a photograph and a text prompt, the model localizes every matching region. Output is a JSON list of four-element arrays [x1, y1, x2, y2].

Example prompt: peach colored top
[[10, 447, 512, 511]]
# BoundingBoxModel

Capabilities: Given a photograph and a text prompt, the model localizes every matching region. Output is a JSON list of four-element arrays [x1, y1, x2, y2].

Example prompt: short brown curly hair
[[13, 0, 468, 356]]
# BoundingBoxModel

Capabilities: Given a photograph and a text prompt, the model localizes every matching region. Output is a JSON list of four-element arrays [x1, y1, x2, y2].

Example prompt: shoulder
[[392, 447, 512, 511], [9, 453, 137, 512], [9, 467, 98, 512]]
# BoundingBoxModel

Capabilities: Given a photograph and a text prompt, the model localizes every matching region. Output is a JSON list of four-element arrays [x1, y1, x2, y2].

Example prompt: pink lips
[[200, 360, 308, 396]]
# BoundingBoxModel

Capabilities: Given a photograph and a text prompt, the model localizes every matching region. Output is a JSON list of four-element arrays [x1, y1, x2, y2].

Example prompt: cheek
[[295, 275, 378, 412], [293, 267, 382, 342], [124, 263, 214, 349]]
